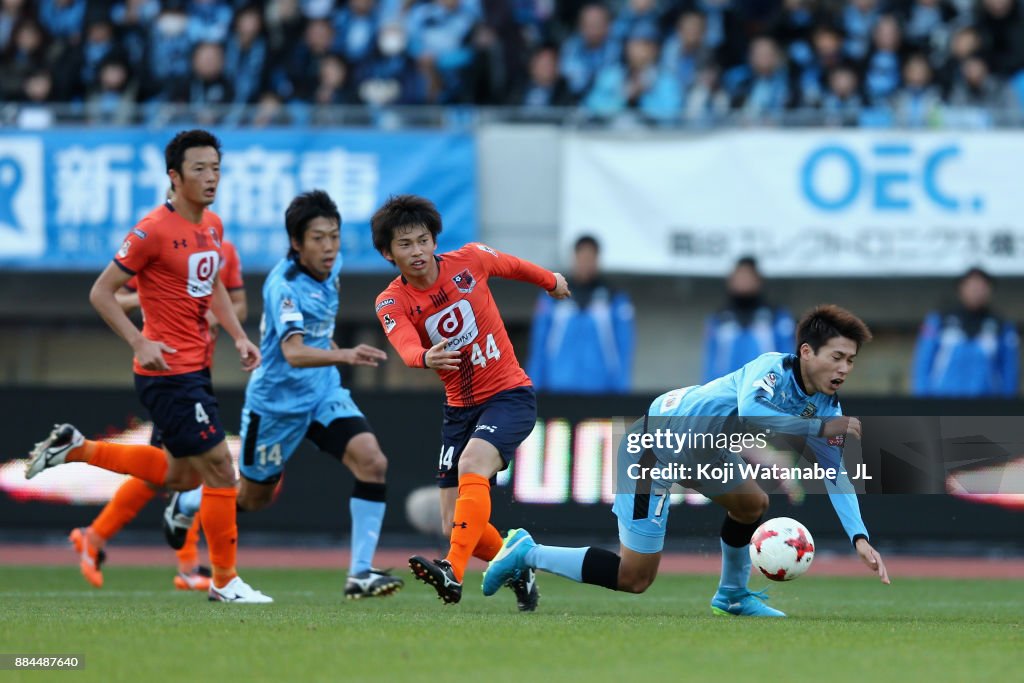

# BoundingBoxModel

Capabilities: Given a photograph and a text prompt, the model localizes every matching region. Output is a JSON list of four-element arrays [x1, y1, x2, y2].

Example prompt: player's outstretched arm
[[90, 262, 176, 371], [281, 335, 387, 368], [210, 277, 259, 372], [855, 537, 891, 584]]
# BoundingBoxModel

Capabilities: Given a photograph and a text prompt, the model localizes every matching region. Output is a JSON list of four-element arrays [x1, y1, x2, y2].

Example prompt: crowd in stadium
[[2, 0, 1023, 126]]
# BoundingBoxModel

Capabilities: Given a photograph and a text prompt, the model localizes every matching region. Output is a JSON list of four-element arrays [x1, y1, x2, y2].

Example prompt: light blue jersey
[[615, 352, 868, 554], [246, 255, 346, 415]]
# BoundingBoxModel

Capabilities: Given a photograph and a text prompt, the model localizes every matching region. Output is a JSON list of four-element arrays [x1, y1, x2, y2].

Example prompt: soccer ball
[[748, 517, 815, 581]]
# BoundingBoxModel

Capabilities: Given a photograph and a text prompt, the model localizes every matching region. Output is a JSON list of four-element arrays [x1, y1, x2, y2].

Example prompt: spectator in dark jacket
[[913, 267, 1019, 397], [528, 235, 635, 394], [702, 256, 794, 382]]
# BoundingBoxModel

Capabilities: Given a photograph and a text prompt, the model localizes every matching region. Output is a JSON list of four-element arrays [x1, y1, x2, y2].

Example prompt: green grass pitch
[[1, 567, 1021, 683]]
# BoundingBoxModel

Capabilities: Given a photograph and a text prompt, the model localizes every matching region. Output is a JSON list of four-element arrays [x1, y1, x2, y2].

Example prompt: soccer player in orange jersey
[[372, 195, 571, 608], [26, 130, 272, 603], [66, 239, 246, 591]]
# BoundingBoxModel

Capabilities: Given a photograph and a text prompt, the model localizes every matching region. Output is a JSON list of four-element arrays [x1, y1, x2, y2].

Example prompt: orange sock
[[472, 524, 503, 562], [200, 486, 238, 588], [90, 477, 156, 541], [445, 473, 491, 581], [175, 517, 202, 573], [67, 440, 167, 487]]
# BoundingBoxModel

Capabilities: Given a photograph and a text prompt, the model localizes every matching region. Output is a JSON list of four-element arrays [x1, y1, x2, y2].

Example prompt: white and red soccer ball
[[749, 517, 815, 581]]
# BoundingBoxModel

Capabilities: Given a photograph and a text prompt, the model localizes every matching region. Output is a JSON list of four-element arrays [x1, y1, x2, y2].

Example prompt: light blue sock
[[524, 545, 589, 582], [717, 539, 752, 593], [177, 486, 203, 517], [349, 497, 385, 575]]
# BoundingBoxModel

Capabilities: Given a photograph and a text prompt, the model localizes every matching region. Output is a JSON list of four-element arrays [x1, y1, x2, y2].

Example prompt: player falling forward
[[27, 129, 272, 603], [162, 190, 403, 599], [67, 239, 246, 592], [484, 305, 890, 616], [372, 194, 571, 609]]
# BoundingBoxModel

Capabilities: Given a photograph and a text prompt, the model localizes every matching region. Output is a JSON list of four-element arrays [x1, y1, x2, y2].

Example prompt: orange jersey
[[124, 239, 242, 370], [114, 202, 225, 376], [376, 243, 556, 407]]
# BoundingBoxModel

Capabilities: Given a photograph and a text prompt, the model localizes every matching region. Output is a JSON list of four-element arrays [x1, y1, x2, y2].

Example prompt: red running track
[[2, 544, 1023, 579]]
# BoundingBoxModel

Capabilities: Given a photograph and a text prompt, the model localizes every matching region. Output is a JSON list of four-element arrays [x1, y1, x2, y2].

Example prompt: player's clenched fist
[[821, 416, 862, 440], [425, 337, 461, 371], [548, 273, 571, 299], [235, 337, 261, 372]]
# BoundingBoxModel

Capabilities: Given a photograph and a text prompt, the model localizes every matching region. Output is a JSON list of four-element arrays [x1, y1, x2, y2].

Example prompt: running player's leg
[[484, 417, 663, 597], [305, 421, 402, 598], [27, 424, 175, 487], [439, 487, 504, 562], [410, 399, 499, 603], [149, 371, 270, 603], [445, 387, 537, 584], [304, 389, 395, 590], [71, 478, 157, 588], [708, 479, 783, 617], [483, 488, 667, 595]]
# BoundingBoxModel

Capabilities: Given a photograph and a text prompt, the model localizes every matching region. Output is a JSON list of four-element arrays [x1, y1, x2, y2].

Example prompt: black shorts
[[134, 369, 225, 458], [437, 386, 537, 488]]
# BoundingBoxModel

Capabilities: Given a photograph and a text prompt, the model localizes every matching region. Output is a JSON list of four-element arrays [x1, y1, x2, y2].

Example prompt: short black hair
[[164, 129, 221, 176], [371, 194, 442, 258], [575, 235, 600, 253], [734, 255, 758, 271], [797, 304, 872, 353], [285, 190, 341, 256], [959, 266, 993, 286]]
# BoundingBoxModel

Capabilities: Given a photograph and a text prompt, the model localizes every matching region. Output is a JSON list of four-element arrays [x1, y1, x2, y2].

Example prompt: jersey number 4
[[469, 334, 500, 369]]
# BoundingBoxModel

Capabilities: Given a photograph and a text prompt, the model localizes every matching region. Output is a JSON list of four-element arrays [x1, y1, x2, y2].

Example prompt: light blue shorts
[[239, 386, 365, 483]]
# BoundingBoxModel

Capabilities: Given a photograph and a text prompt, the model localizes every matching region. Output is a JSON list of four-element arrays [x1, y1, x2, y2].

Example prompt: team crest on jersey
[[382, 313, 396, 334], [753, 371, 778, 397], [117, 240, 131, 258], [375, 298, 395, 313], [801, 403, 817, 418], [452, 269, 476, 294]]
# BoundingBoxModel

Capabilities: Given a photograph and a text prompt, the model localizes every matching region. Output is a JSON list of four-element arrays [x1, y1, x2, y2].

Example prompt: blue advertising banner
[[0, 129, 476, 272]]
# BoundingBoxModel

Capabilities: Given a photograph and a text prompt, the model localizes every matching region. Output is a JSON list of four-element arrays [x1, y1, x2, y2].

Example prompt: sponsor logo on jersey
[[382, 313, 396, 334], [764, 372, 778, 388], [117, 240, 130, 259], [186, 250, 219, 298], [475, 244, 497, 257], [375, 298, 395, 312], [452, 269, 476, 294], [131, 228, 147, 239], [425, 300, 479, 350]]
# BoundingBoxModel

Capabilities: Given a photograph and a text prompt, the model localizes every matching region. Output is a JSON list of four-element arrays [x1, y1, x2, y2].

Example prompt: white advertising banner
[[561, 131, 1024, 276]]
